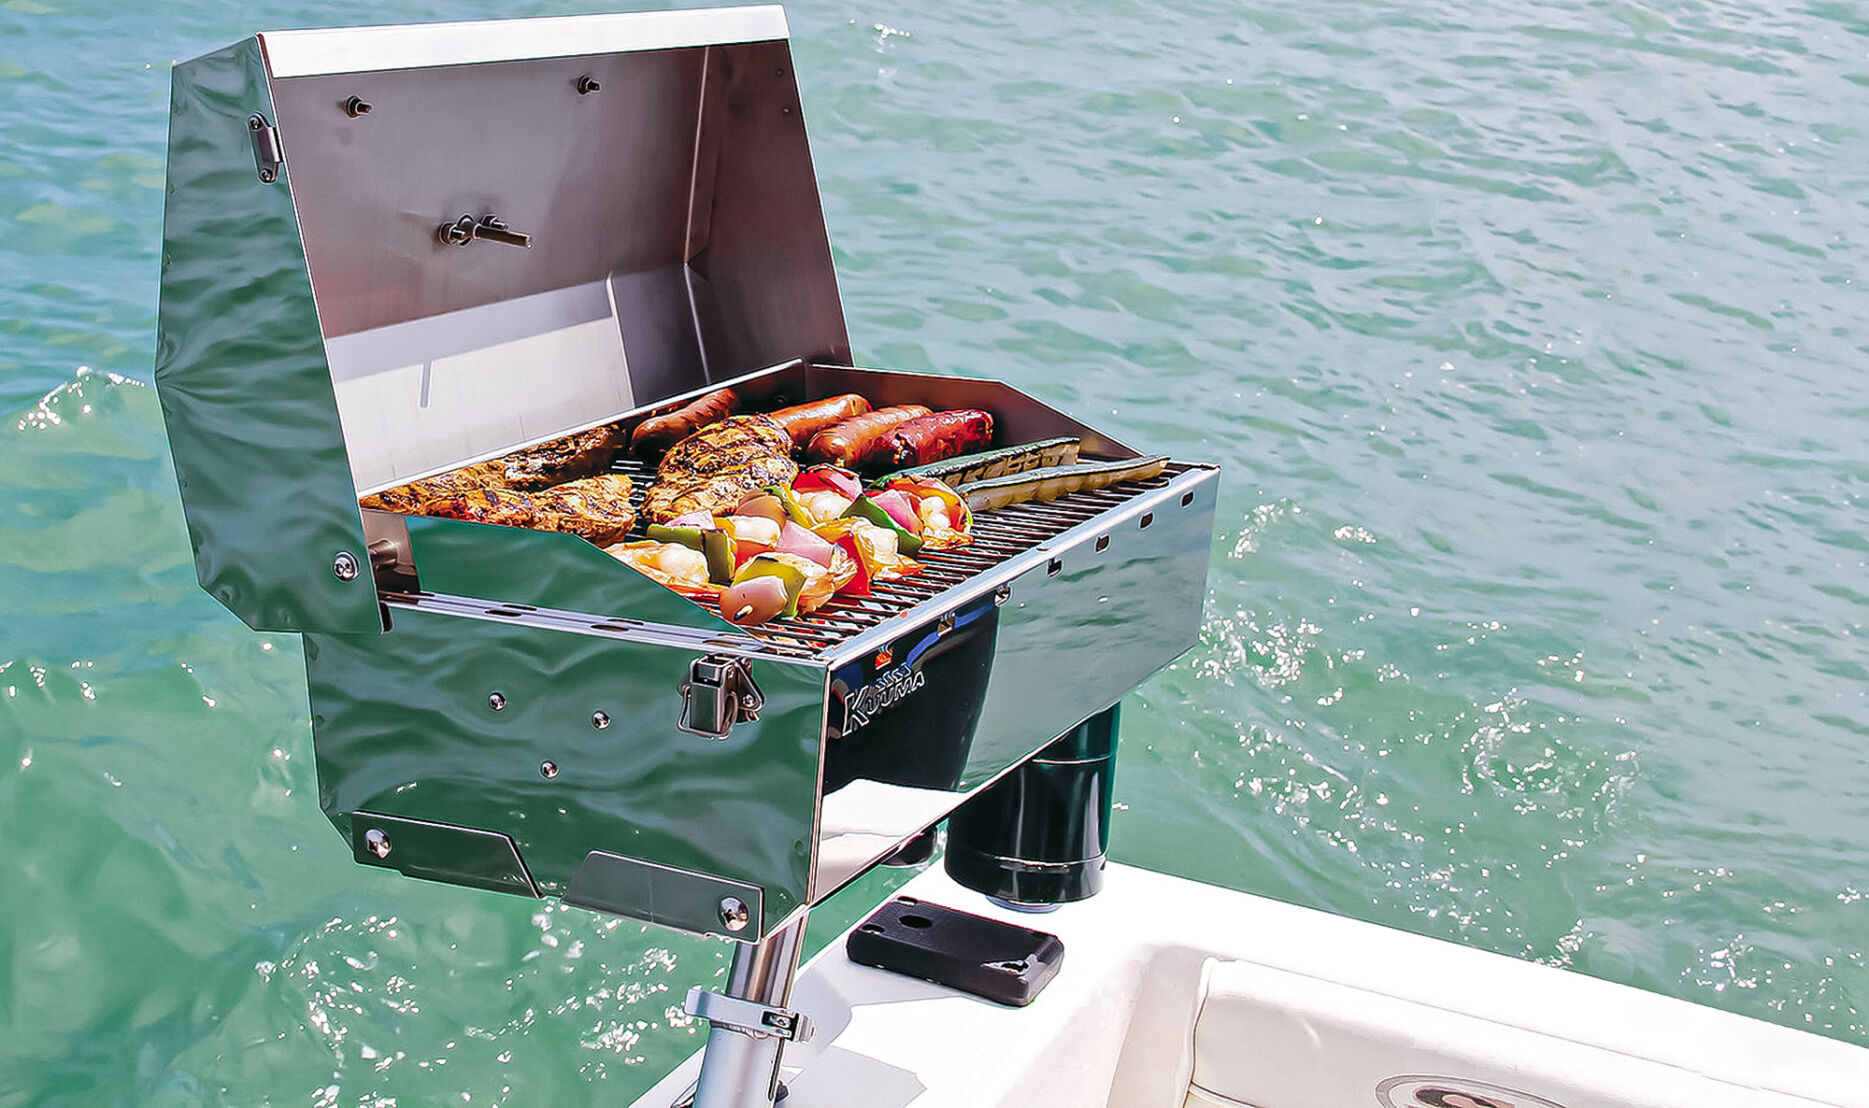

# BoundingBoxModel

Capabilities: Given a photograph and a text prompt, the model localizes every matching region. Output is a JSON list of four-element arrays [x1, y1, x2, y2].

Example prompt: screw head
[[488, 692, 506, 711], [591, 711, 610, 730], [332, 551, 360, 580], [364, 828, 391, 859], [539, 760, 559, 779], [718, 897, 750, 932]]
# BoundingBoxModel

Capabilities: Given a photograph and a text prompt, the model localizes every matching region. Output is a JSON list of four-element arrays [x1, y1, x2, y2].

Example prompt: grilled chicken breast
[[643, 415, 798, 523], [419, 473, 637, 546], [532, 473, 637, 544], [359, 460, 505, 514], [500, 424, 625, 489]]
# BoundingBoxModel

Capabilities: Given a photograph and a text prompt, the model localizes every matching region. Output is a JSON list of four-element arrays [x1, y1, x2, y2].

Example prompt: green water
[[4, 0, 1868, 1102]]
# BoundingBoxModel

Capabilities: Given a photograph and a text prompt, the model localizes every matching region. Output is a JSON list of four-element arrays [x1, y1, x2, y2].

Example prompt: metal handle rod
[[436, 214, 533, 248], [470, 219, 531, 248], [690, 913, 810, 1108]]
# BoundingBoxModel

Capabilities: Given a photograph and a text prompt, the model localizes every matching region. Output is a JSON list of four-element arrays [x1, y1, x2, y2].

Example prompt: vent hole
[[1047, 558, 1063, 577], [1180, 491, 1195, 507], [899, 914, 934, 929], [860, 923, 885, 934], [1095, 534, 1110, 552], [1139, 512, 1154, 529]]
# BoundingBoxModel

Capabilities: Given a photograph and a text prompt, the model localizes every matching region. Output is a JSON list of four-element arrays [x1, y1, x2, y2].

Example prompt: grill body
[[155, 9, 1220, 941]]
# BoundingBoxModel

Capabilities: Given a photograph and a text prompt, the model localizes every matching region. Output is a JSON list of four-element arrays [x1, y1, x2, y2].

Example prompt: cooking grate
[[603, 457, 1192, 658]]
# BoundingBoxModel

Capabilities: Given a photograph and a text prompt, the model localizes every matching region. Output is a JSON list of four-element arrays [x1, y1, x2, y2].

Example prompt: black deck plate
[[845, 895, 1064, 1007]]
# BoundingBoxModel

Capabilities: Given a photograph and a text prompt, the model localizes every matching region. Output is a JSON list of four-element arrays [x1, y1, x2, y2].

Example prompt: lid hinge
[[247, 113, 283, 184]]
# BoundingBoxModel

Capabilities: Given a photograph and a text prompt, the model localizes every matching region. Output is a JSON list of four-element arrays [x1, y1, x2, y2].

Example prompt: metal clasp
[[678, 655, 763, 739], [683, 988, 814, 1043]]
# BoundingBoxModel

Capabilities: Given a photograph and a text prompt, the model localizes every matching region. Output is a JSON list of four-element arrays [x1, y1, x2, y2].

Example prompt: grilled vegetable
[[880, 409, 995, 470], [874, 476, 972, 549], [959, 456, 1169, 512], [644, 523, 738, 583], [728, 553, 816, 620], [815, 518, 922, 588], [733, 493, 788, 526], [642, 415, 798, 523], [884, 437, 1080, 488], [842, 494, 924, 556], [720, 575, 791, 626], [502, 424, 624, 489], [767, 394, 871, 447], [806, 405, 931, 468], [629, 387, 739, 458], [777, 521, 837, 568], [776, 465, 857, 525]]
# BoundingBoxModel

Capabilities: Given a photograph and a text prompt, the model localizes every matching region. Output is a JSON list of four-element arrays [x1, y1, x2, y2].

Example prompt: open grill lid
[[154, 8, 847, 635]]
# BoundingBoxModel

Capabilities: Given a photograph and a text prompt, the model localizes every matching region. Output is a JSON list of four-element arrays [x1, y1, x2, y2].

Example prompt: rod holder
[[944, 703, 1120, 909], [437, 213, 532, 249]]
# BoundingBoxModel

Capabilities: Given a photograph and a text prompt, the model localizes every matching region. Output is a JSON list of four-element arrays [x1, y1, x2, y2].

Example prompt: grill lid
[[155, 8, 849, 635]]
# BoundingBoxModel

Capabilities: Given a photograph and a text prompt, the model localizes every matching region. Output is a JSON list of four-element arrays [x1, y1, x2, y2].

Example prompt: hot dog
[[629, 387, 739, 458], [767, 394, 872, 447], [806, 405, 932, 468], [881, 410, 994, 469]]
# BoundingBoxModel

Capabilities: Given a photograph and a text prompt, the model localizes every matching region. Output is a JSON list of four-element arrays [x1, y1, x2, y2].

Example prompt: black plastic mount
[[845, 895, 1065, 1007]]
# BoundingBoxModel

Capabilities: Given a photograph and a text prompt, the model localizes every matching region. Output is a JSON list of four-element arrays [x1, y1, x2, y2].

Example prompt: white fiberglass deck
[[634, 861, 1869, 1108]]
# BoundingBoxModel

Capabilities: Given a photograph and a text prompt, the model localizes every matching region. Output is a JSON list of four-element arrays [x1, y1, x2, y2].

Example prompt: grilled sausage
[[806, 405, 932, 468], [629, 387, 740, 458], [766, 393, 872, 447], [882, 410, 995, 469]]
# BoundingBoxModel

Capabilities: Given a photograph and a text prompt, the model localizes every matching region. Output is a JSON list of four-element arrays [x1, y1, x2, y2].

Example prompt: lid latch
[[678, 655, 764, 739]]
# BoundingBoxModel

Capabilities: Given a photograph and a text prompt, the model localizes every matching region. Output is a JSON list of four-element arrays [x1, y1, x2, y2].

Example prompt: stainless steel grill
[[152, 7, 1219, 949]]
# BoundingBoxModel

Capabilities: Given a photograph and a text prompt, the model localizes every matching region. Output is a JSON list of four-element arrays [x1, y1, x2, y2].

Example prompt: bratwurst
[[806, 405, 932, 468], [766, 393, 871, 448], [880, 409, 994, 470], [629, 387, 739, 458]]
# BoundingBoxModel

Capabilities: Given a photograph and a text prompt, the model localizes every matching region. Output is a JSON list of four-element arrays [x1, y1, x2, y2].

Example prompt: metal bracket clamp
[[678, 655, 764, 738], [683, 988, 814, 1044]]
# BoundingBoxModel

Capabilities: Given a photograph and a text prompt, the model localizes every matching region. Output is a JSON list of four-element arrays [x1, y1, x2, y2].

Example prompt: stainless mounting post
[[681, 913, 812, 1108]]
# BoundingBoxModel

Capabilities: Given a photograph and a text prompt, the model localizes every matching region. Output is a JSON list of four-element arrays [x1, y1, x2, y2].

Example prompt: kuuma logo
[[843, 665, 927, 733]]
